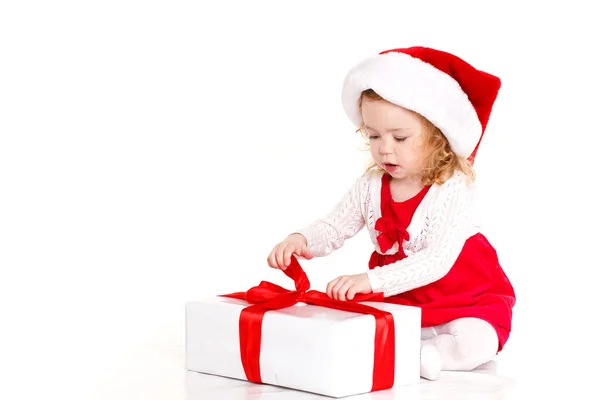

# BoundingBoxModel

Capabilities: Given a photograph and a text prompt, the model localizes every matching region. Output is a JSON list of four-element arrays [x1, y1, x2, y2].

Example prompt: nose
[[378, 140, 393, 155]]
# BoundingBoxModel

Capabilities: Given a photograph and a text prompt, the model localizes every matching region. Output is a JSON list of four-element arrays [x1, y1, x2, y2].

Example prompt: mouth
[[383, 163, 399, 172]]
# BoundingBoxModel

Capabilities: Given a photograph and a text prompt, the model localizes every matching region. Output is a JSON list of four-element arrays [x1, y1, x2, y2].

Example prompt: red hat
[[341, 46, 501, 161]]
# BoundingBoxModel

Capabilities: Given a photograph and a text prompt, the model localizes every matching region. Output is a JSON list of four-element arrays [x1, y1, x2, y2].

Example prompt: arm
[[295, 174, 368, 257], [366, 175, 475, 297]]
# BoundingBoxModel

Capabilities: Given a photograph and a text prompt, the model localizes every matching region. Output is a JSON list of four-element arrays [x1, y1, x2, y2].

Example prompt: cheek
[[394, 144, 407, 157], [406, 141, 423, 159]]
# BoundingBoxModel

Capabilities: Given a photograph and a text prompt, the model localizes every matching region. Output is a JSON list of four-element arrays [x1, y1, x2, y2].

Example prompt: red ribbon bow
[[220, 256, 396, 392], [375, 217, 410, 254]]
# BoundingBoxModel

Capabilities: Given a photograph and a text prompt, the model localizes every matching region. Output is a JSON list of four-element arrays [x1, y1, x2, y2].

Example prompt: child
[[267, 46, 516, 381]]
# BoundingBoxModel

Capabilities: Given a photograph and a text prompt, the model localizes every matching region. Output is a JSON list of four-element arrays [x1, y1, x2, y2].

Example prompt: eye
[[394, 137, 407, 142], [361, 126, 380, 140]]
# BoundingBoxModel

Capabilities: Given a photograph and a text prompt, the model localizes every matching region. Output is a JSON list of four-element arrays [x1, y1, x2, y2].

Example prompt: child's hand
[[267, 233, 313, 270], [326, 273, 372, 301]]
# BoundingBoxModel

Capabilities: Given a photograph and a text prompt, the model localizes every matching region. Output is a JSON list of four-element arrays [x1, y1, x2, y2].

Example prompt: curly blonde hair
[[359, 89, 476, 186]]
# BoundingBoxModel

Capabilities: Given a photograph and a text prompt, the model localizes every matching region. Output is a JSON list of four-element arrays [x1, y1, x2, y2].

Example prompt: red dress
[[368, 173, 516, 352]]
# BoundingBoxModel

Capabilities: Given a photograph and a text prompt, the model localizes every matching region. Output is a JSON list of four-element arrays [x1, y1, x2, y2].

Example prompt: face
[[361, 97, 428, 182]]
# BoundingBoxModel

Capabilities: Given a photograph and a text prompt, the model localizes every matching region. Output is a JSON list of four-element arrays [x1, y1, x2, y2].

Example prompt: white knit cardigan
[[297, 169, 481, 297]]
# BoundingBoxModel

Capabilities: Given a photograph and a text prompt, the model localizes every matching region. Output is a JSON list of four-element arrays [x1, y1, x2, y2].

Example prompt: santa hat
[[341, 46, 501, 161]]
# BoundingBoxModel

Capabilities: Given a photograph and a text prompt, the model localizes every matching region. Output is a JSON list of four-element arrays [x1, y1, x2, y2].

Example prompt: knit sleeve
[[366, 174, 475, 296], [295, 174, 369, 257]]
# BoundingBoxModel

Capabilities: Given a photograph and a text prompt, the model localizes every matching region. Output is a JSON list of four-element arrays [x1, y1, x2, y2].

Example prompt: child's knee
[[448, 318, 498, 367]]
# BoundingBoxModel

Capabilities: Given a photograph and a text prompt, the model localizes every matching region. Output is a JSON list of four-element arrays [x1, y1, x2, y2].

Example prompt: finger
[[267, 247, 278, 269], [301, 245, 313, 260], [326, 278, 335, 299], [276, 244, 288, 269], [283, 245, 296, 267], [337, 280, 355, 302], [347, 286, 357, 301], [327, 277, 340, 299], [271, 245, 285, 269], [332, 277, 348, 301]]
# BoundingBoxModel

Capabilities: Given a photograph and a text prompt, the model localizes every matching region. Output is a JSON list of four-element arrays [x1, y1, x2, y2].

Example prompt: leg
[[420, 317, 498, 380]]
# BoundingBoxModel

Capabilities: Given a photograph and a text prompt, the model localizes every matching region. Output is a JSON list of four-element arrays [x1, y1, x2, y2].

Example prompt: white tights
[[419, 317, 499, 380]]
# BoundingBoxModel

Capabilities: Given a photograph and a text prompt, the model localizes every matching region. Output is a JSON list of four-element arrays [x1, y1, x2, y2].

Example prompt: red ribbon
[[220, 256, 395, 392]]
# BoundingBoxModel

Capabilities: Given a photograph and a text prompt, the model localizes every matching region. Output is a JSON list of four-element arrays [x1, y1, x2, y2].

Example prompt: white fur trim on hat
[[341, 52, 482, 158]]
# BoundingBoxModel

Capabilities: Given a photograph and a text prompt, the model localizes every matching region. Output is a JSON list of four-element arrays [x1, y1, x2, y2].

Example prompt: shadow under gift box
[[185, 296, 421, 398]]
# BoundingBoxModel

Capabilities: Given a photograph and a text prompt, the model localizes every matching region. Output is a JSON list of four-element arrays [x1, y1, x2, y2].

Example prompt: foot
[[420, 344, 442, 380]]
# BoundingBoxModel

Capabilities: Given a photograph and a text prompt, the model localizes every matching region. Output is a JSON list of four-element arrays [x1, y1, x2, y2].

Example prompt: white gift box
[[185, 296, 421, 398]]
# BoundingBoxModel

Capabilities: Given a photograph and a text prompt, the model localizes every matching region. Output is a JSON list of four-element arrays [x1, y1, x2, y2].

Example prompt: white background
[[1, 1, 598, 399]]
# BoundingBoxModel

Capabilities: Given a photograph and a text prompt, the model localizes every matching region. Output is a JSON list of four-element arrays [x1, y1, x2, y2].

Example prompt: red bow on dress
[[375, 217, 409, 255]]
